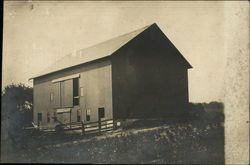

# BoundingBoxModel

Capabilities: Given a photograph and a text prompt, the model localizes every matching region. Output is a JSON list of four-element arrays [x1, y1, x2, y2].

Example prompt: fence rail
[[61, 119, 116, 135]]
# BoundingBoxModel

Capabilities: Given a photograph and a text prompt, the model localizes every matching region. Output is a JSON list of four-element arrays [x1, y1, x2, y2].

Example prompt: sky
[[1, 1, 244, 103]]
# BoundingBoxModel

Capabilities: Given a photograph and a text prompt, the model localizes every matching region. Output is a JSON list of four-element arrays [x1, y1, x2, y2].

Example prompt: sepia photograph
[[1, 1, 249, 164]]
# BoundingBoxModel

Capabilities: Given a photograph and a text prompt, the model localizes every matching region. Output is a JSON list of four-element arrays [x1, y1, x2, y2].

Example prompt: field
[[1, 84, 225, 163], [1, 118, 224, 164]]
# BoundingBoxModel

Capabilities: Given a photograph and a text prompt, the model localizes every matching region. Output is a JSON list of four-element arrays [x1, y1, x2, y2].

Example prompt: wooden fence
[[60, 119, 116, 135]]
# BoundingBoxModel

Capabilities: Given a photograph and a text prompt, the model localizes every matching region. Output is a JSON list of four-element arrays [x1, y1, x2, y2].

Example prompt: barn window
[[38, 113, 42, 121], [86, 109, 91, 121], [98, 107, 105, 119], [73, 78, 79, 106], [38, 113, 42, 126], [47, 112, 50, 123]]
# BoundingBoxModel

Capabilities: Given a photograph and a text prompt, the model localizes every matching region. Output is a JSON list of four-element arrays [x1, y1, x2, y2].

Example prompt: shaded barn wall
[[111, 26, 189, 119], [33, 59, 112, 127]]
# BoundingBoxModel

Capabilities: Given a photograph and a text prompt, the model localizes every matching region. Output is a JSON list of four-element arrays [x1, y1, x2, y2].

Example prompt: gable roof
[[30, 23, 191, 80]]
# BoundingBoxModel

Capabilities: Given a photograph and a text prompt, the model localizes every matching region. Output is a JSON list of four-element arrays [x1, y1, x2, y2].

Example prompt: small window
[[86, 109, 91, 121], [98, 107, 105, 119], [47, 112, 50, 123], [77, 110, 81, 122], [73, 78, 79, 106], [38, 113, 42, 126], [38, 113, 42, 121]]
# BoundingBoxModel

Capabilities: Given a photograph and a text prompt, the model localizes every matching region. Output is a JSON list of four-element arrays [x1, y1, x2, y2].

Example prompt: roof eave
[[29, 55, 112, 80]]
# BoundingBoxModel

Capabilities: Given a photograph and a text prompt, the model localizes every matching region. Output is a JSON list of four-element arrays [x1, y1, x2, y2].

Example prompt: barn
[[30, 23, 192, 128]]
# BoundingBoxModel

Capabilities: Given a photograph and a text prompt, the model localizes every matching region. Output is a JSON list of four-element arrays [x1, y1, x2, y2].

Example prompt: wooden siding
[[33, 59, 112, 127], [33, 81, 52, 125], [79, 60, 113, 122], [111, 25, 190, 119]]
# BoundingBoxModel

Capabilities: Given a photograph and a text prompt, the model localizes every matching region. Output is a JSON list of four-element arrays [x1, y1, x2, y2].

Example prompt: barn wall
[[33, 59, 112, 127], [33, 81, 52, 125], [111, 26, 190, 119], [79, 60, 113, 122]]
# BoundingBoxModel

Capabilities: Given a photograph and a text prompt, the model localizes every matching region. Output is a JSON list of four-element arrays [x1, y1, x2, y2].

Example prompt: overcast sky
[[2, 1, 247, 103]]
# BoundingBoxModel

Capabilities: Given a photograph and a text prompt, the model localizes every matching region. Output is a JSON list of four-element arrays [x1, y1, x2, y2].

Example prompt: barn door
[[62, 79, 73, 108], [52, 82, 61, 108]]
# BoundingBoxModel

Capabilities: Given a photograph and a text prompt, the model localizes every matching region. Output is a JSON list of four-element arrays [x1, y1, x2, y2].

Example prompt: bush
[[1, 83, 33, 150], [187, 102, 224, 123]]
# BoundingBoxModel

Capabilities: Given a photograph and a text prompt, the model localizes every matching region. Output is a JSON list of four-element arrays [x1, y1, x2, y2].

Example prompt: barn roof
[[30, 23, 192, 80], [30, 24, 151, 79]]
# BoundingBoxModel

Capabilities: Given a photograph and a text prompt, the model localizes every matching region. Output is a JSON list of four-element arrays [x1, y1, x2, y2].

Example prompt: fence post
[[98, 118, 101, 134], [70, 109, 72, 129], [114, 121, 117, 130], [81, 121, 85, 135]]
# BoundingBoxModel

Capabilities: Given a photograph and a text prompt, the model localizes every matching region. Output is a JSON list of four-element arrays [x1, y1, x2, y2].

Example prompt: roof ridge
[[53, 23, 153, 62], [73, 23, 153, 55]]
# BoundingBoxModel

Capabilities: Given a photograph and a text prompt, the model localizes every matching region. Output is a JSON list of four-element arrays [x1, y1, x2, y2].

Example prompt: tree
[[1, 83, 33, 138], [1, 84, 33, 161]]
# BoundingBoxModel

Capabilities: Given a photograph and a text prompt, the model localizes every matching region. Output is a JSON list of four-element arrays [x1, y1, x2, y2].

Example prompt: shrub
[[1, 83, 33, 147]]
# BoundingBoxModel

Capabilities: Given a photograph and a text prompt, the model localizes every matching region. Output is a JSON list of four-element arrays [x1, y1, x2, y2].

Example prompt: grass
[[1, 119, 224, 164]]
